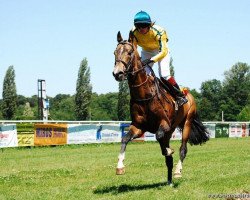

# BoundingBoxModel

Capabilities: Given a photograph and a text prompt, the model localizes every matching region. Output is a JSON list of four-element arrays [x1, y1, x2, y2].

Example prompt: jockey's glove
[[142, 59, 154, 66]]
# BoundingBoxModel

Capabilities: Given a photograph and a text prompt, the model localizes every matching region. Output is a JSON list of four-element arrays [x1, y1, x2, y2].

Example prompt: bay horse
[[112, 31, 209, 185]]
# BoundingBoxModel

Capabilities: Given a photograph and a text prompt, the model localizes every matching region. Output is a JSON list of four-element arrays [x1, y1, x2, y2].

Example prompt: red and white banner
[[0, 124, 18, 148]]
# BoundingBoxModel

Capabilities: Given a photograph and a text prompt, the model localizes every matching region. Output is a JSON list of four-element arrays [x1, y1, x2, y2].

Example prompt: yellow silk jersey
[[132, 25, 169, 62]]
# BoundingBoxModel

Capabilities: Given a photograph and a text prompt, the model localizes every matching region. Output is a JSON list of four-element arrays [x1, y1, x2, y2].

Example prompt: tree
[[90, 93, 110, 120], [237, 105, 250, 121], [170, 57, 175, 77], [189, 88, 202, 114], [75, 58, 92, 120], [22, 102, 35, 119], [0, 99, 3, 119], [15, 95, 38, 120], [27, 95, 38, 108], [90, 92, 118, 120], [50, 94, 71, 110], [50, 94, 75, 120], [17, 95, 26, 106], [199, 79, 223, 121], [222, 62, 250, 121], [2, 66, 17, 119], [117, 80, 130, 121]]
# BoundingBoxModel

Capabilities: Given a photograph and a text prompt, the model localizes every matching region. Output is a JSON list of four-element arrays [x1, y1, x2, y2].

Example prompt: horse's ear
[[128, 31, 134, 43], [117, 31, 123, 43]]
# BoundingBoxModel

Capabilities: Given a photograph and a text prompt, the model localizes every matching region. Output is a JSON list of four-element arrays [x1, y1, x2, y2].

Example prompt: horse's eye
[[128, 52, 132, 56]]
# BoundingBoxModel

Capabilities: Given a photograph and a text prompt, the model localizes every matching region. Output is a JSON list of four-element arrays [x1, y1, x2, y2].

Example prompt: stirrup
[[176, 97, 188, 107]]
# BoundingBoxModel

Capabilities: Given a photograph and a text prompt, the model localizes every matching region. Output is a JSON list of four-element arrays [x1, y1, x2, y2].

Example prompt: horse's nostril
[[113, 71, 124, 81], [117, 72, 124, 79]]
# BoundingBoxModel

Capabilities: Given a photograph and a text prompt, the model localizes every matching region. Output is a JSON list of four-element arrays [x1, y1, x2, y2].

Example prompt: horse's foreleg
[[156, 121, 174, 156], [174, 120, 191, 178], [165, 156, 173, 185], [116, 125, 143, 175], [157, 129, 174, 185]]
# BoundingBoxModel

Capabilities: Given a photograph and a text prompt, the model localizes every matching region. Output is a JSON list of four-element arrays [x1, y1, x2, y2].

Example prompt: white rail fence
[[0, 121, 249, 148]]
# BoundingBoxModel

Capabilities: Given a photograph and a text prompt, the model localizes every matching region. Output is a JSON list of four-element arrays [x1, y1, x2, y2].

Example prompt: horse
[[112, 31, 209, 185]]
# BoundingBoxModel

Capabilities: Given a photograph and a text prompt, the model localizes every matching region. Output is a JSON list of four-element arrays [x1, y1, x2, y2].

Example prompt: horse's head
[[112, 31, 135, 81]]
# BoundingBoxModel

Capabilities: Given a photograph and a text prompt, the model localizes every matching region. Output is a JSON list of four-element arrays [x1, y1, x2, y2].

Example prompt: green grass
[[0, 138, 249, 200]]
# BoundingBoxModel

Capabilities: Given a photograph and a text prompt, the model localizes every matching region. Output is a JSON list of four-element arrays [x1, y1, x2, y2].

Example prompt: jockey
[[131, 11, 188, 107]]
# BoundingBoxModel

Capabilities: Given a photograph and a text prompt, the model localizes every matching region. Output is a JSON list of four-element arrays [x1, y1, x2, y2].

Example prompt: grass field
[[0, 137, 249, 200]]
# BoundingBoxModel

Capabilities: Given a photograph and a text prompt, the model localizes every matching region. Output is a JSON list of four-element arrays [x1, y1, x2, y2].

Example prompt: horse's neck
[[128, 54, 156, 100], [133, 58, 147, 84]]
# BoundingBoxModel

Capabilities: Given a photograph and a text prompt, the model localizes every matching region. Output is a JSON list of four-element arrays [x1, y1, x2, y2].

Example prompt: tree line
[[1, 59, 249, 121]]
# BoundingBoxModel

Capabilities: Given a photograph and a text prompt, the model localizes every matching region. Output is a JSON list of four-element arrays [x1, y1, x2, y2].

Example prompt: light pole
[[37, 79, 49, 121], [221, 111, 224, 122]]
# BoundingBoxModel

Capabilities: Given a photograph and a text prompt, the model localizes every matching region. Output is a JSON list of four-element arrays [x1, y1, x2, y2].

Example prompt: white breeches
[[141, 49, 171, 79]]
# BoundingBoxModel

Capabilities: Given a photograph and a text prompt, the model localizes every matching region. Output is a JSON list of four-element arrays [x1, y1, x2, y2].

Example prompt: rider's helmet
[[134, 11, 151, 26]]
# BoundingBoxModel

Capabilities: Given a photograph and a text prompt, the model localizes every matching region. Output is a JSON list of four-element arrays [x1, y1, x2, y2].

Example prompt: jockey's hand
[[142, 59, 154, 66]]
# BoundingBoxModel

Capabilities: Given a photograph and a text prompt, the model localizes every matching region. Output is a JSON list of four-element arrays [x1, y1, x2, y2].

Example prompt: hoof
[[167, 181, 173, 187], [116, 167, 125, 175], [174, 172, 182, 178]]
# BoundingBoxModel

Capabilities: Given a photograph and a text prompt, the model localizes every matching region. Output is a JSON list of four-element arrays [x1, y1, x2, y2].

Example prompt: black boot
[[160, 77, 188, 107], [172, 83, 188, 107]]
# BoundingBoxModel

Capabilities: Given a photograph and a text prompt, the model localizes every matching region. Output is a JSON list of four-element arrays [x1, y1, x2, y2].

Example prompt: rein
[[130, 76, 148, 88]]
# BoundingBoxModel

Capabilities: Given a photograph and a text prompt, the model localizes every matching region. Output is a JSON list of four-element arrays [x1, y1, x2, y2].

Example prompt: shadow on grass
[[93, 181, 180, 195]]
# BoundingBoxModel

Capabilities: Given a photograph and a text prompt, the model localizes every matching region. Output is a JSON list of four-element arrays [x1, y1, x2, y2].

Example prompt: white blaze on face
[[113, 65, 121, 76]]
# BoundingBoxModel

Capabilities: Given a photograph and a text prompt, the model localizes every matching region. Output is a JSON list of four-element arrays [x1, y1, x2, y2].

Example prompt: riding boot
[[161, 77, 188, 107], [172, 82, 188, 107]]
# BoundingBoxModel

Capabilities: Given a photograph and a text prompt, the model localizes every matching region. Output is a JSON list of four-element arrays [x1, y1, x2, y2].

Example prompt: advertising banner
[[18, 134, 34, 146], [241, 123, 249, 137], [17, 123, 35, 146], [120, 123, 129, 138], [16, 123, 34, 134], [101, 124, 121, 143], [204, 123, 216, 138], [144, 132, 156, 141], [0, 124, 18, 148], [34, 124, 67, 146], [67, 124, 97, 144], [215, 124, 229, 138], [229, 123, 242, 137], [171, 128, 182, 140]]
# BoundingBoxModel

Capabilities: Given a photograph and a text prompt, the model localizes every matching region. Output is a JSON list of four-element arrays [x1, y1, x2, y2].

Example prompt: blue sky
[[0, 0, 250, 98]]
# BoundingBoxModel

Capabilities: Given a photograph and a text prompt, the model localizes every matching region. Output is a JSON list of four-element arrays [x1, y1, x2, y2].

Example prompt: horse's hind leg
[[116, 125, 144, 175], [174, 120, 191, 178]]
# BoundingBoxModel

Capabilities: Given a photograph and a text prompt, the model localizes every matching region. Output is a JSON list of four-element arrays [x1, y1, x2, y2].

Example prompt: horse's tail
[[188, 114, 210, 145]]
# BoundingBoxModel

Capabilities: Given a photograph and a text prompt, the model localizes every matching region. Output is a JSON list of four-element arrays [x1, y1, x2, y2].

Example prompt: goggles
[[136, 23, 150, 29]]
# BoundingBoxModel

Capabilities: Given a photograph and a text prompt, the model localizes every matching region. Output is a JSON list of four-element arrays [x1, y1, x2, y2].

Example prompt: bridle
[[115, 41, 157, 102], [115, 41, 146, 77]]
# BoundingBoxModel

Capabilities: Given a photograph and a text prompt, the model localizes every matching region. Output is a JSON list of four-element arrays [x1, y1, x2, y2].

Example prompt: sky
[[0, 0, 250, 98]]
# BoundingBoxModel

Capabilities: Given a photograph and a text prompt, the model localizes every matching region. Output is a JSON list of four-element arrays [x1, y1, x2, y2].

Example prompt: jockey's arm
[[151, 31, 169, 63]]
